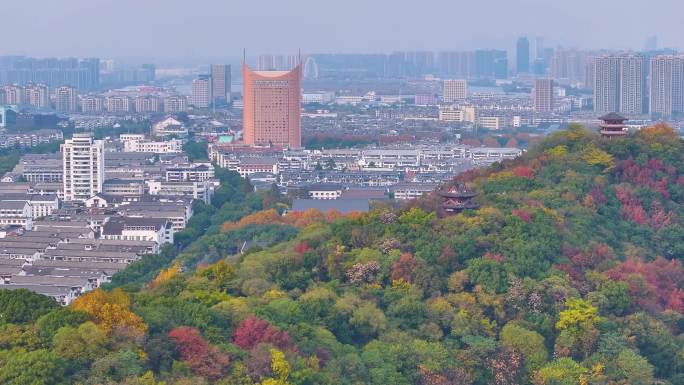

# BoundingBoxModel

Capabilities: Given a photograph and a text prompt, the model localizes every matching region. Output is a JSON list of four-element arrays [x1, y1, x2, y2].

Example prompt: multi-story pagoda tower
[[438, 184, 479, 214], [598, 112, 628, 139]]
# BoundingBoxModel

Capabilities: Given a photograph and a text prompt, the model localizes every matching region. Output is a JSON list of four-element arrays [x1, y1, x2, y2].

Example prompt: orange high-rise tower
[[242, 63, 301, 148]]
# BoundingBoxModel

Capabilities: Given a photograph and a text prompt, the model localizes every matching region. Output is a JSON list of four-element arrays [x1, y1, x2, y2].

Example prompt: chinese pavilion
[[438, 184, 479, 214], [598, 112, 628, 139]]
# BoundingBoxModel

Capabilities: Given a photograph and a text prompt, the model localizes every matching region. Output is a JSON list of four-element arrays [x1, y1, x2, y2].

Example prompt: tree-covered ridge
[[0, 125, 683, 385]]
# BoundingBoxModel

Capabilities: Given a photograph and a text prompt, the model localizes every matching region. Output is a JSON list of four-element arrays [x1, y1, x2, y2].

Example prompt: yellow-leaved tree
[[260, 348, 292, 385], [150, 262, 181, 288], [71, 288, 147, 340]]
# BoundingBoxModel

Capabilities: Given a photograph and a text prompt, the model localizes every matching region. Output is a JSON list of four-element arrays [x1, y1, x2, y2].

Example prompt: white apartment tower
[[649, 55, 684, 117], [594, 54, 644, 114], [3, 85, 23, 105], [54, 86, 79, 112], [443, 79, 467, 103], [164, 95, 187, 113], [62, 133, 105, 201], [593, 56, 620, 113], [533, 79, 554, 113], [191, 75, 212, 108], [618, 55, 644, 115], [24, 84, 50, 109]]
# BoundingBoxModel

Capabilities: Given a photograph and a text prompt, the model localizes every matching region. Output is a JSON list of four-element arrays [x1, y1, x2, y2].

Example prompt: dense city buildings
[[533, 79, 554, 112], [190, 75, 212, 108], [242, 63, 302, 147], [210, 64, 231, 105], [443, 79, 467, 103], [62, 133, 104, 201], [0, 57, 99, 90]]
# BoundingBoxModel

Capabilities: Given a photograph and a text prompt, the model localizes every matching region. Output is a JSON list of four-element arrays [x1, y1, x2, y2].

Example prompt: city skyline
[[2, 0, 682, 65]]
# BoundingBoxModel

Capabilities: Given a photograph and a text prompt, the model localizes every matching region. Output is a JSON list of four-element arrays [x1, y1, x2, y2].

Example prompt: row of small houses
[[0, 220, 162, 305]]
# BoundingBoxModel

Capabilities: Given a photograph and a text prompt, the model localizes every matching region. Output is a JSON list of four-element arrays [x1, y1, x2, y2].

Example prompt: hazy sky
[[5, 0, 682, 66]]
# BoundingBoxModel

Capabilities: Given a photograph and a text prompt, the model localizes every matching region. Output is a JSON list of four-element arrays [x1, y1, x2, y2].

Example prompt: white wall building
[[62, 133, 104, 201], [443, 79, 467, 103]]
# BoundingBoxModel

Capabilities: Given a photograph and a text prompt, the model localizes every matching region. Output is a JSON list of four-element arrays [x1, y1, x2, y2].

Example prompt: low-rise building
[[101, 217, 173, 245], [165, 163, 214, 182], [145, 180, 214, 203], [0, 201, 33, 230]]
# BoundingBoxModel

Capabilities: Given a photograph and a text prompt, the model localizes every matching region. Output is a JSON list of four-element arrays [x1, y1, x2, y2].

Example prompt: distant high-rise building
[[80, 95, 105, 114], [3, 85, 23, 105], [437, 51, 475, 78], [534, 37, 544, 60], [190, 75, 212, 108], [593, 54, 644, 114], [618, 55, 644, 115], [164, 95, 187, 113], [242, 63, 302, 148], [649, 55, 684, 117], [0, 57, 101, 90], [81, 58, 100, 89], [62, 133, 104, 201], [54, 86, 78, 112], [134, 95, 161, 113], [551, 50, 591, 85], [24, 83, 50, 109], [644, 36, 658, 51], [258, 54, 286, 71], [474, 50, 507, 79], [533, 79, 554, 113], [210, 64, 231, 104], [303, 56, 319, 80], [443, 79, 467, 103], [516, 37, 530, 74], [106, 96, 131, 114]]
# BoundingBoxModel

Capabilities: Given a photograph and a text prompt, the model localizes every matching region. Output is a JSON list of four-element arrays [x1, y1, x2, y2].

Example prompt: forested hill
[[1, 124, 683, 385]]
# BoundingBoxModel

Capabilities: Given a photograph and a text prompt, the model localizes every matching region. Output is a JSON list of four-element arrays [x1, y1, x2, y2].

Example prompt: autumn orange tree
[[71, 288, 147, 339]]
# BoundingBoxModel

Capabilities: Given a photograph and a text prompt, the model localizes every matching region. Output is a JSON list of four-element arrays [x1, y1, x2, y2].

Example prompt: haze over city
[[0, 2, 683, 384], [4, 0, 683, 65]]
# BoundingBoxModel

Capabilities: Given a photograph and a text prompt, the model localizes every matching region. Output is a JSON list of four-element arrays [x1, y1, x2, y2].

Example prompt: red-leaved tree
[[606, 257, 684, 313], [232, 316, 290, 350], [168, 326, 230, 380]]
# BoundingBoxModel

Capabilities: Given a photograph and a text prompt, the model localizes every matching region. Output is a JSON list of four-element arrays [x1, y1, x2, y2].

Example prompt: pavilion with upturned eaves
[[598, 112, 628, 139], [438, 184, 479, 214]]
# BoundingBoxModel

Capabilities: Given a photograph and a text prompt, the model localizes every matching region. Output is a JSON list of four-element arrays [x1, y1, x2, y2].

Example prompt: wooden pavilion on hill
[[438, 184, 479, 214], [598, 112, 628, 139]]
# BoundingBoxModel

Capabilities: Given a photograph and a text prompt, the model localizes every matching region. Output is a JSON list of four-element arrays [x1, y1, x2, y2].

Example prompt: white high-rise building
[[3, 85, 23, 105], [443, 79, 467, 103], [594, 56, 620, 113], [24, 83, 50, 109], [54, 86, 79, 112], [649, 55, 684, 117], [106, 96, 131, 113], [533, 79, 554, 113], [80, 95, 105, 113], [618, 55, 644, 115], [190, 75, 212, 108], [62, 133, 105, 201], [164, 95, 187, 113], [593, 54, 644, 114], [210, 65, 231, 104]]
